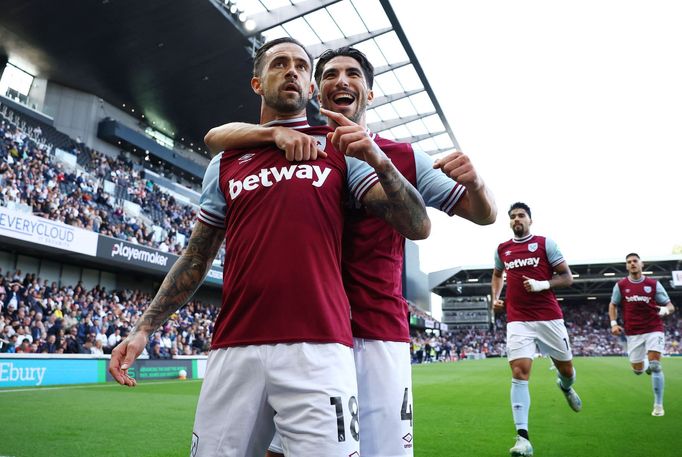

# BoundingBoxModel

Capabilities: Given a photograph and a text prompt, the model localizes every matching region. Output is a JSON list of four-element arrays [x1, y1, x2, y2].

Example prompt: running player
[[204, 46, 497, 457], [492, 202, 581, 457], [608, 252, 675, 416], [108, 38, 429, 457]]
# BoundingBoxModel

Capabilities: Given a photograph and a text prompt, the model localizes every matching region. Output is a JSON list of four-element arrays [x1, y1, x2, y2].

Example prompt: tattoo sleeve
[[362, 160, 431, 240], [130, 222, 225, 337]]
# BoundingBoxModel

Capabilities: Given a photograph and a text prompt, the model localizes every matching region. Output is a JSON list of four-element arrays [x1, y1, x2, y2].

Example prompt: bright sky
[[392, 0, 682, 273]]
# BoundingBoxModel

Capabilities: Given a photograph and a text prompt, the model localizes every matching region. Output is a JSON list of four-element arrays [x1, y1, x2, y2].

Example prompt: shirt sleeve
[[413, 149, 466, 215], [545, 238, 565, 267], [655, 281, 671, 305], [494, 248, 503, 271], [197, 153, 227, 229], [610, 283, 621, 305], [344, 156, 379, 202]]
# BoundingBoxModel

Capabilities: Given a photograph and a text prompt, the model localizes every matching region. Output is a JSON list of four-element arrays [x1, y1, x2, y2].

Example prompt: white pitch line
[[0, 379, 202, 394]]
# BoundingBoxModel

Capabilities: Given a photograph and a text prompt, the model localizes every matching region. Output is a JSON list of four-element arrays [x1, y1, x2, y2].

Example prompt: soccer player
[[608, 253, 675, 416], [108, 37, 430, 457], [492, 202, 581, 457], [205, 46, 497, 457]]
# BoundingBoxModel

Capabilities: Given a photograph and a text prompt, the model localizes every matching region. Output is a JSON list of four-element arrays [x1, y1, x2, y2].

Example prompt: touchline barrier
[[0, 354, 207, 388]]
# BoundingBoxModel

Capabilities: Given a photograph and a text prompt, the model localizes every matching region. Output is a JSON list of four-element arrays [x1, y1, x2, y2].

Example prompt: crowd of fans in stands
[[0, 268, 218, 357], [0, 109, 199, 255]]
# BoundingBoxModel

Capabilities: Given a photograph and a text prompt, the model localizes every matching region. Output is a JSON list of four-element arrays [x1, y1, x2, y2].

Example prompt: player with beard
[[608, 253, 675, 417], [205, 46, 496, 457], [492, 202, 581, 457], [109, 38, 430, 457]]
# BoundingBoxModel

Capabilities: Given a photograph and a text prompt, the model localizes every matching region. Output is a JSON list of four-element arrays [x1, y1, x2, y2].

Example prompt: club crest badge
[[313, 135, 327, 151], [644, 286, 652, 293], [528, 242, 538, 252]]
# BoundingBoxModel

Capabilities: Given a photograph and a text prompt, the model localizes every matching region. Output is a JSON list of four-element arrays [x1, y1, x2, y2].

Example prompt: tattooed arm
[[323, 109, 430, 240], [108, 222, 224, 386]]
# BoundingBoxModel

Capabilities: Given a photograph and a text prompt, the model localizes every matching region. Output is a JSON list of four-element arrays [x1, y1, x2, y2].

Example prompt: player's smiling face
[[318, 56, 374, 125], [253, 43, 314, 114], [509, 208, 531, 237]]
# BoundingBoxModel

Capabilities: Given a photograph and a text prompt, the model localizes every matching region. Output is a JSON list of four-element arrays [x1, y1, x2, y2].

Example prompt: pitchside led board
[[0, 357, 208, 388]]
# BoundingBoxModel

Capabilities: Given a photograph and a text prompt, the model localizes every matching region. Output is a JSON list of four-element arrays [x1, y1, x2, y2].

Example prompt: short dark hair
[[625, 252, 640, 260], [314, 46, 375, 89], [508, 202, 531, 219], [252, 37, 313, 77]]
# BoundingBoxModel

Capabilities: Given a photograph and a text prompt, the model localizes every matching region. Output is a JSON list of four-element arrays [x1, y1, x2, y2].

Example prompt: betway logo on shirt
[[505, 257, 540, 269], [625, 295, 652, 304], [229, 164, 331, 200]]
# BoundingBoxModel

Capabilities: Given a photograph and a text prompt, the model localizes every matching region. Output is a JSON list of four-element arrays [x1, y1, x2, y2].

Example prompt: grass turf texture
[[1, 357, 680, 456]]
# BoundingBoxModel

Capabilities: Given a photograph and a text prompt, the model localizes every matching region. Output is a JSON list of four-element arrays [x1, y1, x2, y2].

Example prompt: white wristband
[[528, 279, 550, 292], [610, 320, 618, 327], [658, 306, 670, 317]]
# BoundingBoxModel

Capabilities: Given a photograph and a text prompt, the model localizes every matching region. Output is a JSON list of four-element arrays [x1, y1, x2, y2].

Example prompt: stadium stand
[[410, 304, 681, 363], [0, 267, 219, 357], [0, 102, 211, 257]]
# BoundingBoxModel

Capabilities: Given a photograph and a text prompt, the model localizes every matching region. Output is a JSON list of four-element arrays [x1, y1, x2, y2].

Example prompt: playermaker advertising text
[[110, 242, 170, 267], [229, 164, 332, 199]]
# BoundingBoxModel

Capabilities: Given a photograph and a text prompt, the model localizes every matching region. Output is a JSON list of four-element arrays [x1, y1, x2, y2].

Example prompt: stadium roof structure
[[0, 0, 457, 160], [431, 257, 682, 304], [223, 0, 459, 155]]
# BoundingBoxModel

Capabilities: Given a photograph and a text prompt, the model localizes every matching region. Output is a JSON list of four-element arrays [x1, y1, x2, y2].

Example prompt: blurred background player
[[109, 37, 429, 457], [205, 46, 497, 457], [608, 252, 675, 416], [492, 202, 581, 457]]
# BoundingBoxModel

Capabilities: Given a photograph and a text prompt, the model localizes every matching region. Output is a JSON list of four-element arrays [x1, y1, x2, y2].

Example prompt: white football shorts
[[268, 338, 414, 457], [626, 331, 665, 363], [353, 338, 414, 457], [506, 319, 573, 362], [191, 342, 359, 457]]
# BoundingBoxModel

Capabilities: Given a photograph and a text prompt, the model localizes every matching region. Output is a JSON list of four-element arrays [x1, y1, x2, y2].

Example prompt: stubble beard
[[265, 89, 308, 114]]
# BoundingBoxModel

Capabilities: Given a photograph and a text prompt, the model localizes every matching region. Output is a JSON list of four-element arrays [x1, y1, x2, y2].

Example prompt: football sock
[[650, 362, 664, 405], [511, 378, 530, 432], [558, 367, 576, 391]]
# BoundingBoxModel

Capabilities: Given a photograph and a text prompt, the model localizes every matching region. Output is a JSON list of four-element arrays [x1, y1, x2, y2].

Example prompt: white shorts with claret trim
[[191, 343, 359, 457], [626, 331, 665, 363], [506, 319, 573, 362], [268, 338, 414, 457]]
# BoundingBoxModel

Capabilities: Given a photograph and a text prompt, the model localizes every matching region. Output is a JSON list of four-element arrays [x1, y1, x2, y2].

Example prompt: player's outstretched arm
[[108, 222, 225, 387], [491, 268, 505, 313], [433, 151, 497, 225], [322, 108, 430, 240], [204, 122, 326, 161]]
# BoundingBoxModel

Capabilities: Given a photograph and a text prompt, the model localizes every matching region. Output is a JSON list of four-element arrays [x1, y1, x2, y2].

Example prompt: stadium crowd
[[411, 304, 682, 363], [0, 106, 199, 255], [0, 268, 219, 357]]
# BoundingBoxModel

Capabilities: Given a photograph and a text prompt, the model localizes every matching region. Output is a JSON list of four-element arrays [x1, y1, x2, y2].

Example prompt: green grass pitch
[[1, 357, 680, 456]]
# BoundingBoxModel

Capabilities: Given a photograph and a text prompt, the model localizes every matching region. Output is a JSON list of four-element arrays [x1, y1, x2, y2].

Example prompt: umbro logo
[[403, 433, 413, 443], [348, 453, 360, 457], [238, 153, 256, 164], [505, 250, 512, 256]]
